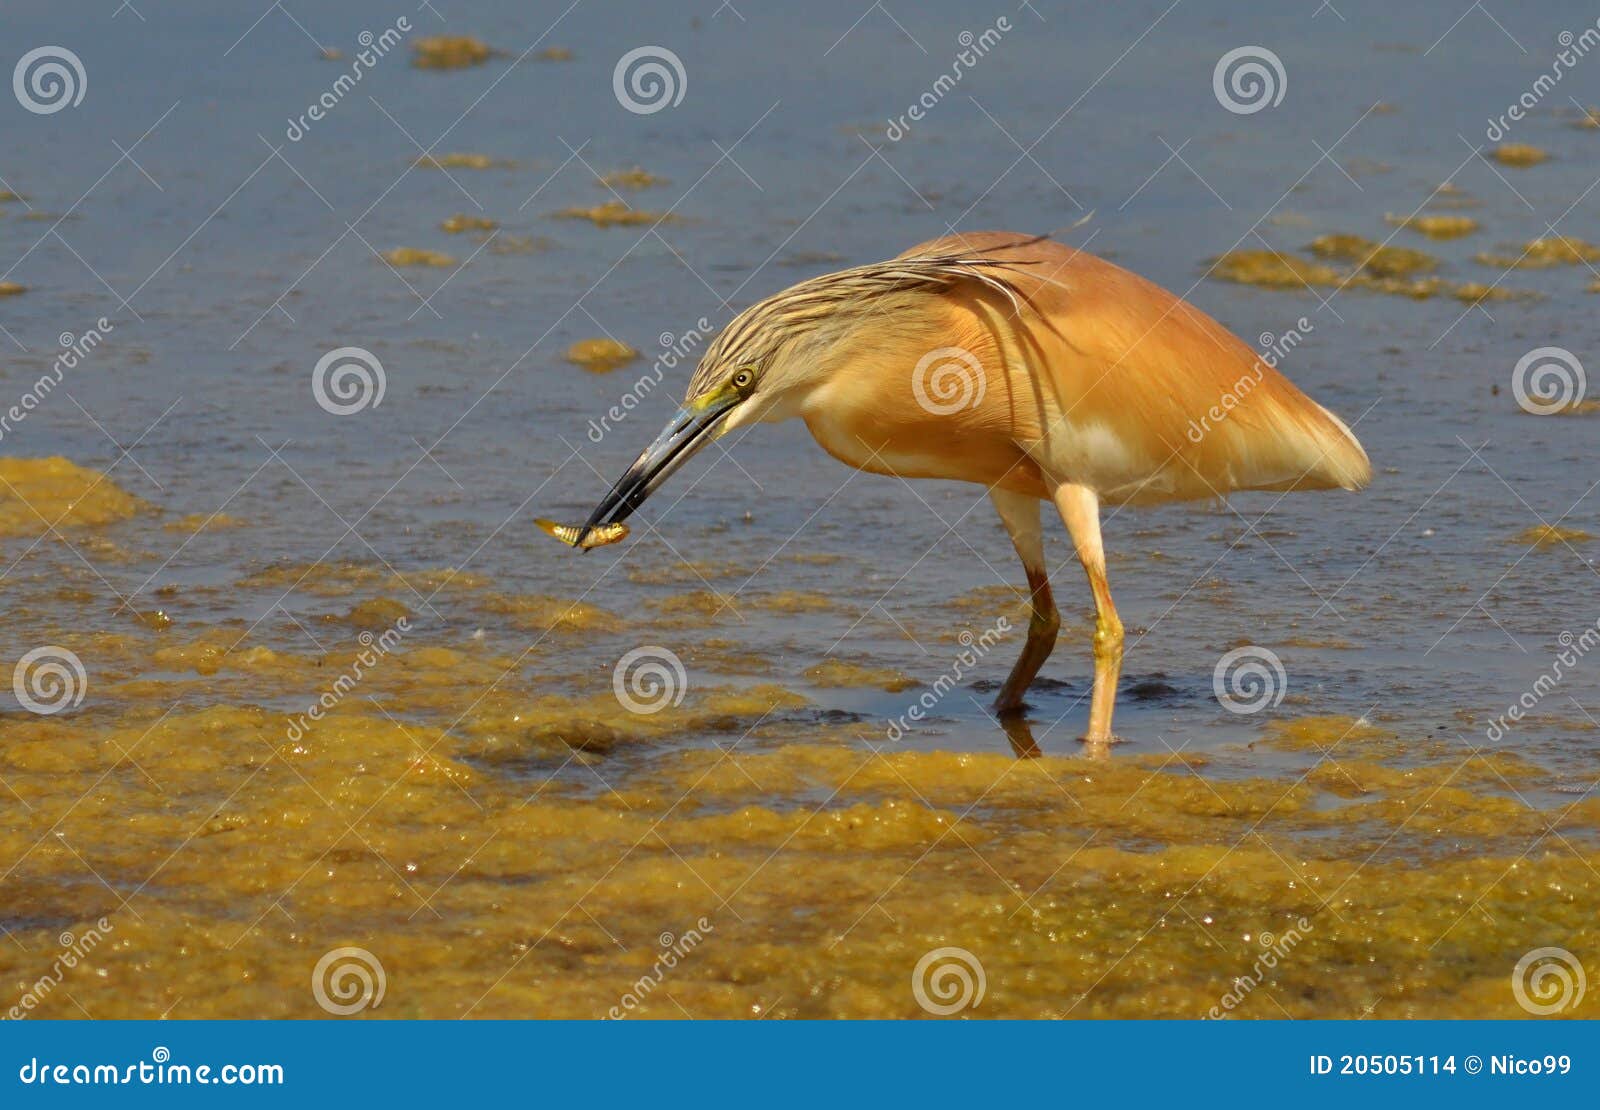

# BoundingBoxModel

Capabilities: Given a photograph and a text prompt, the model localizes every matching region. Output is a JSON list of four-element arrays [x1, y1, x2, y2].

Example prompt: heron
[[569, 231, 1370, 745]]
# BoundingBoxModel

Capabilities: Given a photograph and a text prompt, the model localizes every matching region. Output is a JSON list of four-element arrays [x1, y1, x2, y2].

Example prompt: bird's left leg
[[1052, 483, 1123, 744], [989, 488, 1059, 714]]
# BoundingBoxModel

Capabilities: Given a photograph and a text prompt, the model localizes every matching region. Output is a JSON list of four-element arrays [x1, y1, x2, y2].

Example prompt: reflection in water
[[999, 712, 1042, 759], [996, 712, 1111, 761]]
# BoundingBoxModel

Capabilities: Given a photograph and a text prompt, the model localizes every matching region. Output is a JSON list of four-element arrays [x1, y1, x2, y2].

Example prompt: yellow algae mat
[[1, 463, 1595, 1019], [4, 678, 1596, 1017]]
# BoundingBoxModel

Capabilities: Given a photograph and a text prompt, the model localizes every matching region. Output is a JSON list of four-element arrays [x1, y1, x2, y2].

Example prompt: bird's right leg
[[1053, 483, 1123, 744], [990, 488, 1059, 714]]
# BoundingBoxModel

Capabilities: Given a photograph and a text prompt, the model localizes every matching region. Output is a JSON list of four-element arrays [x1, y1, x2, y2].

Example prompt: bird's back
[[898, 232, 1372, 505]]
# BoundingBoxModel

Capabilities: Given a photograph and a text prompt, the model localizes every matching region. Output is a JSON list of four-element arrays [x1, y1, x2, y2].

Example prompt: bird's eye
[[732, 369, 754, 390]]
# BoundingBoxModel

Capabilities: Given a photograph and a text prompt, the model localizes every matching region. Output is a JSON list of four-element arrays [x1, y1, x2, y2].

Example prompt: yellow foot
[[1077, 734, 1121, 761]]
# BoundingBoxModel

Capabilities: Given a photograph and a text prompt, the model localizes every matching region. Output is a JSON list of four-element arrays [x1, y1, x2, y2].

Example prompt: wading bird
[[570, 232, 1370, 744]]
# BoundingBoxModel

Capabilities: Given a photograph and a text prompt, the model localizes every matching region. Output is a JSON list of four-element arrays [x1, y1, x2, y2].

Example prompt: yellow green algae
[[1476, 236, 1600, 269], [162, 511, 244, 533], [1513, 524, 1591, 548], [598, 168, 667, 190], [1213, 237, 1535, 302], [440, 214, 498, 234], [1384, 213, 1478, 239], [554, 201, 679, 229], [1492, 143, 1548, 167], [1307, 234, 1436, 277], [564, 337, 639, 373], [2, 469, 1596, 1019], [411, 36, 496, 70], [382, 247, 456, 268], [0, 282, 26, 296], [414, 153, 504, 170], [804, 658, 918, 693], [1211, 250, 1339, 289], [2, 681, 1596, 1017], [0, 457, 151, 537]]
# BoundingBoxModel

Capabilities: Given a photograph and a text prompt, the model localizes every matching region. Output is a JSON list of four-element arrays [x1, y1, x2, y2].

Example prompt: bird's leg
[[989, 489, 1059, 715], [1053, 484, 1123, 743]]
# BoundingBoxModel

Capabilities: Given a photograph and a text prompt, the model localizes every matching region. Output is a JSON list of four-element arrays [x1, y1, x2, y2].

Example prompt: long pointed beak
[[575, 395, 740, 547]]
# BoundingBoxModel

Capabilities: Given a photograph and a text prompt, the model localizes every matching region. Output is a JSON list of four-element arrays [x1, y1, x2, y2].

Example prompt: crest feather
[[688, 235, 1052, 396]]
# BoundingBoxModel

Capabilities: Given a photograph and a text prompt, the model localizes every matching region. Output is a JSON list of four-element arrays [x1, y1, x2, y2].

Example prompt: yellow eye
[[732, 368, 754, 390]]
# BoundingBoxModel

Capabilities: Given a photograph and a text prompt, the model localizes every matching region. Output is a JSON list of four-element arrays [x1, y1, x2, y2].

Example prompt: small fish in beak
[[568, 389, 743, 548], [535, 518, 629, 549]]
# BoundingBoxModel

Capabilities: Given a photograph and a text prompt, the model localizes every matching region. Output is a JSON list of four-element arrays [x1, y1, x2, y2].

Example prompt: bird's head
[[574, 240, 1042, 545], [573, 277, 856, 543]]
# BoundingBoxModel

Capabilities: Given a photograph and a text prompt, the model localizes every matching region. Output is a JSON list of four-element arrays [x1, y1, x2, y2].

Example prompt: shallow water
[[1, 1, 1597, 1018]]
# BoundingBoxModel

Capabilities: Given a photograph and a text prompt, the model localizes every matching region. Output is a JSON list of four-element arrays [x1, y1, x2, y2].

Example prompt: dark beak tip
[[579, 399, 736, 537]]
